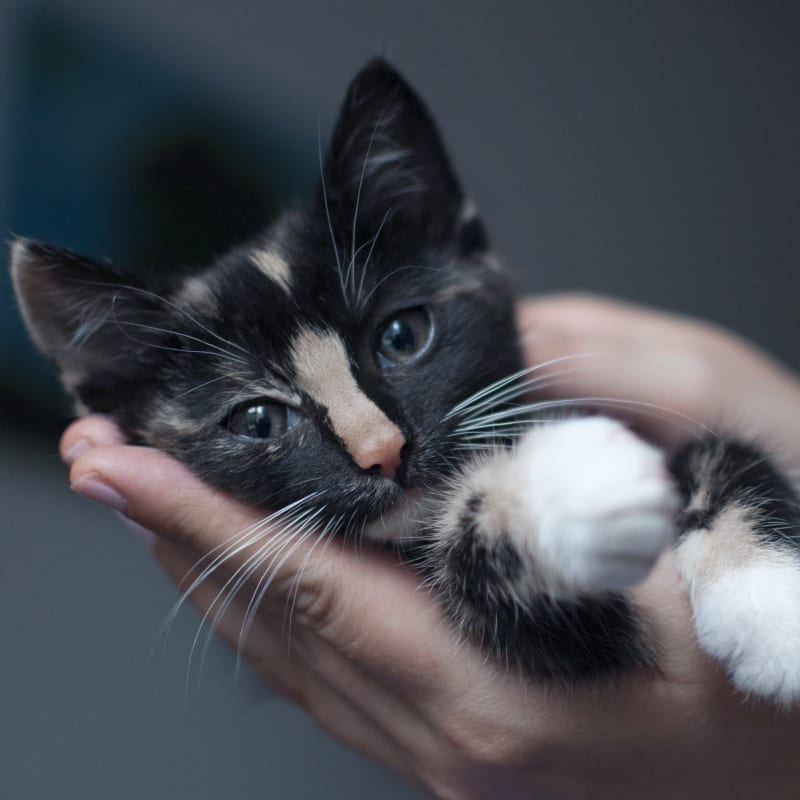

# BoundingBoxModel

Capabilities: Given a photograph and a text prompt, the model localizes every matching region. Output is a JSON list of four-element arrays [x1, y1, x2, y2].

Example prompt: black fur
[[672, 436, 800, 549], [431, 499, 653, 679]]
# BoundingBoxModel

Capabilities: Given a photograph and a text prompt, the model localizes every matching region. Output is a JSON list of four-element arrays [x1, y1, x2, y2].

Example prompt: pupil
[[247, 406, 272, 438], [385, 319, 415, 354]]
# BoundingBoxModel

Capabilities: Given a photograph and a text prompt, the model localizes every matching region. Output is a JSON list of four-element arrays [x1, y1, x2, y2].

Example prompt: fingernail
[[63, 438, 92, 466], [71, 473, 127, 513], [114, 511, 156, 548]]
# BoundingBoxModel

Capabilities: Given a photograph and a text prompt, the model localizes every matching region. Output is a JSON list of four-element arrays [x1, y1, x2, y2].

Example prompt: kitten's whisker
[[170, 372, 247, 402], [114, 283, 251, 356], [155, 493, 322, 658], [349, 111, 387, 305], [356, 208, 391, 313], [452, 366, 599, 422], [359, 264, 447, 310], [455, 396, 712, 437], [454, 412, 568, 434], [186, 524, 306, 700], [236, 506, 328, 661], [199, 504, 323, 637], [74, 279, 252, 359], [285, 513, 343, 645], [180, 492, 322, 591], [187, 505, 325, 690], [444, 359, 582, 419], [158, 518, 279, 676], [318, 119, 344, 289], [455, 422, 553, 439], [444, 355, 601, 420], [110, 318, 248, 365]]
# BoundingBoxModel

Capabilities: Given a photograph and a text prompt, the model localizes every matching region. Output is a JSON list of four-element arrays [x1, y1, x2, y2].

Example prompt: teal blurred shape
[[2, 8, 316, 434]]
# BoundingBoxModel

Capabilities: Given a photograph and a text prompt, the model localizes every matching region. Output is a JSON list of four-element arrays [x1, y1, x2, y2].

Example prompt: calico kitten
[[11, 59, 800, 703]]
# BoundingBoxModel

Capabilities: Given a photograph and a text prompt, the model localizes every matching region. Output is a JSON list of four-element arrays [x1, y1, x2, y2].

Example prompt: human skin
[[62, 295, 800, 799]]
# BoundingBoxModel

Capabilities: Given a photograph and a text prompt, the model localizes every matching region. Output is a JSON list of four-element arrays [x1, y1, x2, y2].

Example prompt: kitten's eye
[[377, 307, 433, 367], [227, 401, 296, 439]]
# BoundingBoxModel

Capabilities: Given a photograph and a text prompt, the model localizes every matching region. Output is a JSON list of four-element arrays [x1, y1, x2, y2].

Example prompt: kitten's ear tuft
[[319, 58, 476, 253], [11, 238, 169, 411]]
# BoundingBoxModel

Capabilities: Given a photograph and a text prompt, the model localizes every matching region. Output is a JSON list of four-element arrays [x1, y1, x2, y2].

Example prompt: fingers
[[64, 423, 461, 691], [60, 415, 124, 463], [154, 537, 431, 784], [154, 537, 315, 706], [70, 442, 258, 550], [518, 293, 800, 460], [517, 294, 720, 447]]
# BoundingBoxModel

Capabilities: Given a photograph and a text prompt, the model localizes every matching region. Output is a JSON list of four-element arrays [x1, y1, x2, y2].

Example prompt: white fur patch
[[515, 417, 677, 594], [289, 329, 405, 475], [439, 417, 677, 597], [691, 557, 800, 705], [250, 249, 292, 292], [676, 501, 800, 705]]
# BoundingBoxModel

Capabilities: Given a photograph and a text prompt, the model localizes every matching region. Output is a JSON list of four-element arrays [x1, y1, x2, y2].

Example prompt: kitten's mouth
[[361, 489, 426, 543]]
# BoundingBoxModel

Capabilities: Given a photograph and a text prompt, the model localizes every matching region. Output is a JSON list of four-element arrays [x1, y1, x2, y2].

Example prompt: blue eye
[[377, 307, 433, 367], [227, 401, 296, 439]]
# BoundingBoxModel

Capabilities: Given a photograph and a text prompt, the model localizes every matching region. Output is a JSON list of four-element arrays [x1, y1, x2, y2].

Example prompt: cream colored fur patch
[[250, 249, 292, 292], [290, 328, 404, 470]]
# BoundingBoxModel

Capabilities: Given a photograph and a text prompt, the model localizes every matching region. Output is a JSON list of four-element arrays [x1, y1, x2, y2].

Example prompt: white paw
[[520, 416, 678, 593], [693, 559, 800, 706]]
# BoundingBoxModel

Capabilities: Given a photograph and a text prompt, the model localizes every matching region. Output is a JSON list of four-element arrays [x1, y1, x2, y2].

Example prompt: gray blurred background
[[1, 2, 799, 798]]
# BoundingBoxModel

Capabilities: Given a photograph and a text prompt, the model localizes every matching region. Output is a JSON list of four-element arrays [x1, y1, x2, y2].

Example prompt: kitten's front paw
[[522, 417, 678, 594], [689, 559, 800, 706]]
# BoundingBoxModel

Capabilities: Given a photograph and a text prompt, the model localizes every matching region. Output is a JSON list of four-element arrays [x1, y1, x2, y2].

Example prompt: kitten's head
[[11, 59, 520, 528]]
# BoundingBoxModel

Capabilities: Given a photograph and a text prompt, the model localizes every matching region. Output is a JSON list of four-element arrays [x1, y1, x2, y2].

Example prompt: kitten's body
[[12, 60, 800, 703]]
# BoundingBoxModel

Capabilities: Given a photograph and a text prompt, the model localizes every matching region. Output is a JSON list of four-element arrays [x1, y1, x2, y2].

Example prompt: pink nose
[[353, 426, 406, 480]]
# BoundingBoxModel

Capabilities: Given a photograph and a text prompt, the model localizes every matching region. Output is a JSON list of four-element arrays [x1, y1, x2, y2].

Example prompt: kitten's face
[[11, 60, 520, 526]]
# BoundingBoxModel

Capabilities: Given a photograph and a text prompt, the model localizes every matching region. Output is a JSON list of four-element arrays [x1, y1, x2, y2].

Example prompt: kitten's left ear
[[319, 58, 487, 255], [11, 238, 170, 412]]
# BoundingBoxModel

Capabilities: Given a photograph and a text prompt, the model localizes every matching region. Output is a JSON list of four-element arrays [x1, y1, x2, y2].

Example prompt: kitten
[[11, 59, 800, 703]]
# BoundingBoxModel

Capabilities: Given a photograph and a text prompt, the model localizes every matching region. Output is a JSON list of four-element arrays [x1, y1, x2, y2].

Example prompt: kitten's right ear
[[319, 59, 484, 256], [10, 238, 168, 409]]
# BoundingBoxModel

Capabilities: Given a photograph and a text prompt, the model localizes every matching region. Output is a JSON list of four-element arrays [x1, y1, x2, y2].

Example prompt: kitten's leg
[[672, 438, 800, 705], [426, 416, 678, 681]]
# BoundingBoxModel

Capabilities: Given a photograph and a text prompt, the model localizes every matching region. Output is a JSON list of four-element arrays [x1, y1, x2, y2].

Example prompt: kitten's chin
[[361, 490, 427, 543]]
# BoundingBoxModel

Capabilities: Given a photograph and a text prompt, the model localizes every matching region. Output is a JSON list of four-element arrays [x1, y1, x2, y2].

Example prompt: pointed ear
[[319, 59, 485, 255], [11, 238, 169, 412]]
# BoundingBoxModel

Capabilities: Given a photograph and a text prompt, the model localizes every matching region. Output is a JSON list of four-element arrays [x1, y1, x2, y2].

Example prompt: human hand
[[61, 295, 800, 799], [517, 294, 800, 461]]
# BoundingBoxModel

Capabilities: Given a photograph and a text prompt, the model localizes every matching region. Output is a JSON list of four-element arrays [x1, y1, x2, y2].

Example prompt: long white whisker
[[78, 279, 252, 357], [235, 506, 329, 664], [349, 111, 386, 303], [186, 505, 325, 696], [445, 354, 601, 420], [179, 492, 322, 594], [356, 207, 392, 312], [359, 264, 446, 309], [284, 514, 343, 649], [456, 396, 712, 435], [153, 492, 323, 663], [111, 318, 248, 365], [170, 372, 247, 402], [116, 283, 251, 356], [318, 119, 343, 288]]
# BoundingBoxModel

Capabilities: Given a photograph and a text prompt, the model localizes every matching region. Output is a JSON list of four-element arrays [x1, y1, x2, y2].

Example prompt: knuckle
[[438, 708, 535, 771], [278, 555, 343, 633]]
